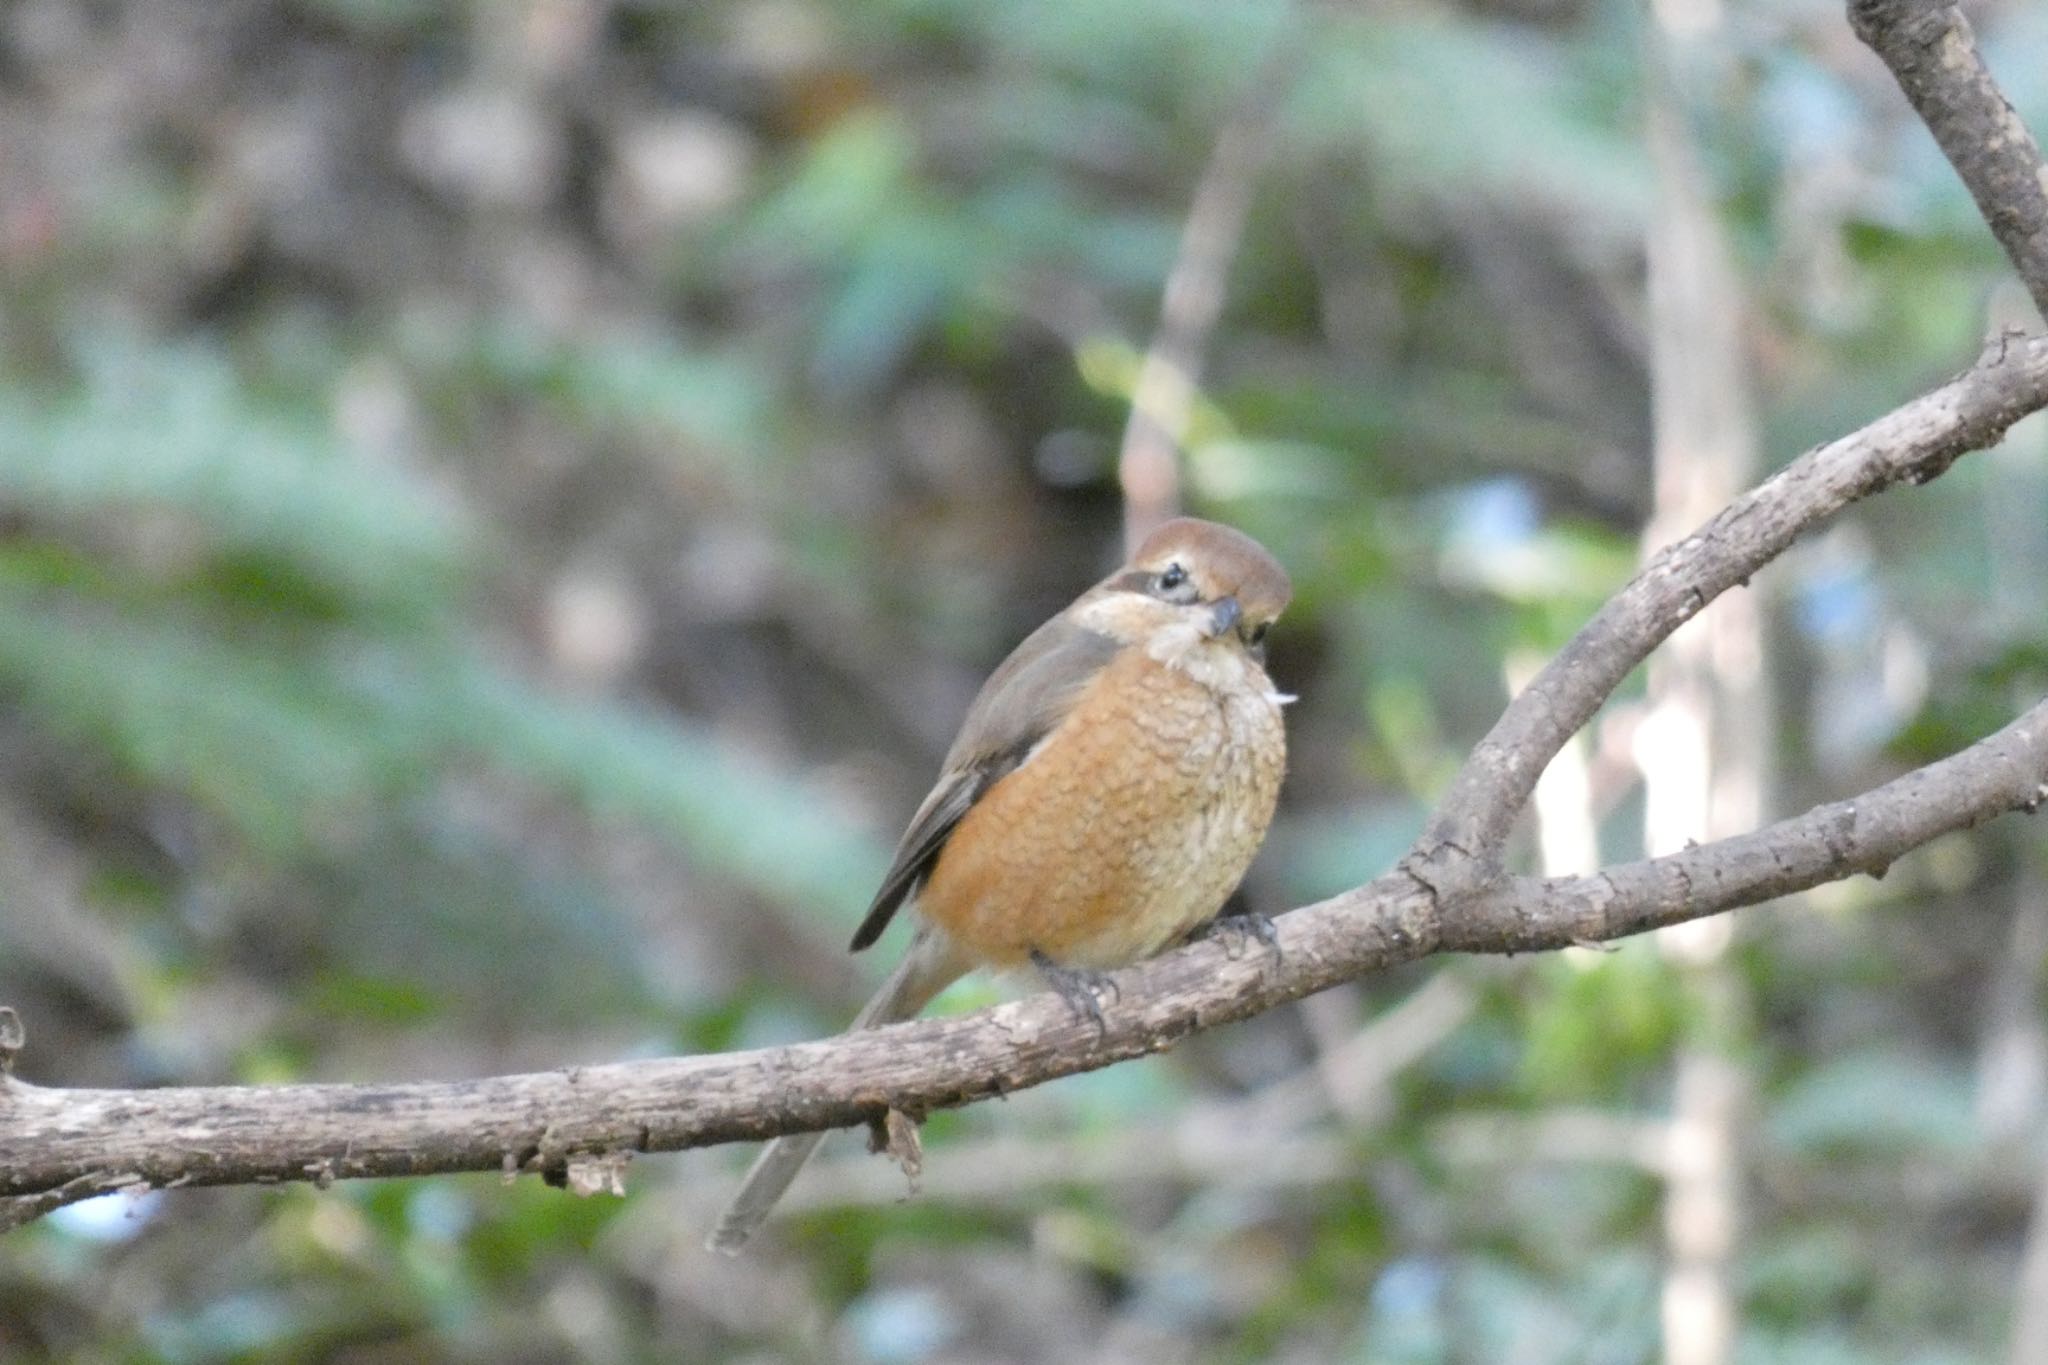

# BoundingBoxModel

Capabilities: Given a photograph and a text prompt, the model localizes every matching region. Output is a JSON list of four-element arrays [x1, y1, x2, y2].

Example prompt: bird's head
[[1075, 518, 1291, 665]]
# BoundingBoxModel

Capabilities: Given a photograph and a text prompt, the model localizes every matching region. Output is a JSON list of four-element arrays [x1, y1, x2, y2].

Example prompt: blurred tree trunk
[[1641, 19, 1765, 1365], [1984, 298, 2048, 1364], [1117, 34, 1297, 551]]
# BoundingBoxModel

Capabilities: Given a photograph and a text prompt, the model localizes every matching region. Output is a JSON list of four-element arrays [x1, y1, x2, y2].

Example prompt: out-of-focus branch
[[724, 975, 1473, 1217], [1850, 0, 2048, 321], [1266, 971, 1477, 1129], [1119, 36, 1300, 550], [1432, 1109, 1673, 1174], [774, 1127, 1357, 1214]]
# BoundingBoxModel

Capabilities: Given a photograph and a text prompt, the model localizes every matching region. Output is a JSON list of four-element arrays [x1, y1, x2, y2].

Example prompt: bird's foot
[[1030, 949, 1117, 1036], [1197, 907, 1284, 964]]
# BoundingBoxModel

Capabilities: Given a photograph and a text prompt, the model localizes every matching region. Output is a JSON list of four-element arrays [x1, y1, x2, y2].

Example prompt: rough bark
[[1850, 0, 2048, 320], [1407, 332, 2048, 897]]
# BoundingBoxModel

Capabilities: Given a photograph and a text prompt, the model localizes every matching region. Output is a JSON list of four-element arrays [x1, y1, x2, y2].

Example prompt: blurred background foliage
[[1, 0, 2045, 1360]]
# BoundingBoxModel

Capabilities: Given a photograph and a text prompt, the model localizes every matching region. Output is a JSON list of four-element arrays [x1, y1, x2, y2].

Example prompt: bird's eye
[[1248, 622, 1269, 646], [1158, 563, 1187, 592]]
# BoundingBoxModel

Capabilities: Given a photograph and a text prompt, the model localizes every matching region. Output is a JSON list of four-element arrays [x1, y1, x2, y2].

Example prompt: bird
[[707, 517, 1293, 1251]]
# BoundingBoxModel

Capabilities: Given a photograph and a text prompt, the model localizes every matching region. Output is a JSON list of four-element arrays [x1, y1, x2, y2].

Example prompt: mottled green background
[[2, 0, 2045, 1360]]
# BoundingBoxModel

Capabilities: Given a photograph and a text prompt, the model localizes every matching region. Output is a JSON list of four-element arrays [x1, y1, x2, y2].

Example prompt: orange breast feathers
[[913, 643, 1287, 971]]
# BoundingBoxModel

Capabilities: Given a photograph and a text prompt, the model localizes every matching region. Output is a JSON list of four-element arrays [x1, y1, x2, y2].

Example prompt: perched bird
[[707, 517, 1293, 1251]]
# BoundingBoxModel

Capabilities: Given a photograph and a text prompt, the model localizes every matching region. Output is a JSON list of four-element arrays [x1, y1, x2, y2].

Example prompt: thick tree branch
[[1851, 0, 2048, 321], [1455, 696, 2048, 950], [1408, 332, 2048, 895]]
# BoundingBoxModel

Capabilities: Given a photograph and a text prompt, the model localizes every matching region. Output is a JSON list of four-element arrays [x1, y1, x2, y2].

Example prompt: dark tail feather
[[706, 930, 965, 1253]]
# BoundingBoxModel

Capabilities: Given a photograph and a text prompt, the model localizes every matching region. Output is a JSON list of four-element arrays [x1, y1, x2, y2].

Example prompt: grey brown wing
[[847, 766, 993, 951], [847, 616, 1119, 952]]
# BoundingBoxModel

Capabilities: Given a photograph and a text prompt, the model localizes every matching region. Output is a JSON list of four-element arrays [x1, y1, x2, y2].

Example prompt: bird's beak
[[1205, 595, 1242, 638]]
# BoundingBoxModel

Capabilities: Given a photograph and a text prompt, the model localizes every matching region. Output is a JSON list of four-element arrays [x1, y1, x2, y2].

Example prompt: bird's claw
[[1030, 949, 1116, 1036], [1199, 909, 1283, 964]]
